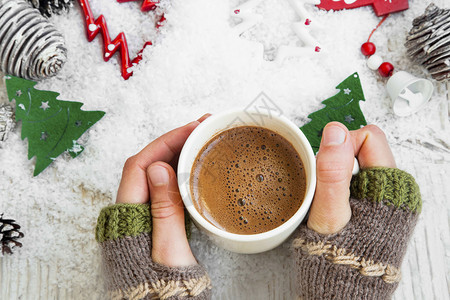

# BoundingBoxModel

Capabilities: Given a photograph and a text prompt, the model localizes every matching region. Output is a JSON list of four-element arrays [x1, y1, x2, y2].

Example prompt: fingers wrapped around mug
[[95, 115, 213, 299], [293, 123, 421, 300]]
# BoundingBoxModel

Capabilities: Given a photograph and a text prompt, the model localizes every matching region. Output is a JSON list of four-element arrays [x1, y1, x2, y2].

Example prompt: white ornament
[[88, 24, 97, 32], [367, 54, 383, 70], [231, 0, 263, 36], [230, 0, 265, 61], [107, 44, 115, 51], [275, 0, 322, 63]]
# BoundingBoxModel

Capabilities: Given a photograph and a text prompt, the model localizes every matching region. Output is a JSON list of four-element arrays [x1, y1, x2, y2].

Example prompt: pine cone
[[0, 103, 15, 145], [0, 0, 67, 80], [28, 0, 74, 17], [405, 3, 450, 81], [0, 214, 24, 255]]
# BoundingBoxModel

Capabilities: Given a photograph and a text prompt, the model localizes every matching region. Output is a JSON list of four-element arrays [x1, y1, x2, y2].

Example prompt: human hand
[[307, 122, 396, 234], [116, 114, 211, 267]]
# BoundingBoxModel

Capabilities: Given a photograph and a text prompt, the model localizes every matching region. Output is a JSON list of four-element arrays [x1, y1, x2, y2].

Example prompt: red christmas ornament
[[378, 62, 394, 77], [361, 15, 395, 78], [117, 0, 159, 12], [361, 42, 376, 56], [317, 0, 408, 16], [78, 0, 165, 80]]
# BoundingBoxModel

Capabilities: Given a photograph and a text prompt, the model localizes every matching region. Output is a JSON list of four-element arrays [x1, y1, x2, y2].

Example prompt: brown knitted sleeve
[[96, 204, 212, 299], [292, 168, 421, 299]]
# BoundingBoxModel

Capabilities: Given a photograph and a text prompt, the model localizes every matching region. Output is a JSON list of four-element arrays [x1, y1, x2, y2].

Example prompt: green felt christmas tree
[[300, 72, 367, 154], [4, 75, 105, 176]]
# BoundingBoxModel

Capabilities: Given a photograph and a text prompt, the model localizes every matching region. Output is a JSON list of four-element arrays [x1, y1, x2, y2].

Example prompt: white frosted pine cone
[[0, 0, 67, 80], [405, 3, 450, 81]]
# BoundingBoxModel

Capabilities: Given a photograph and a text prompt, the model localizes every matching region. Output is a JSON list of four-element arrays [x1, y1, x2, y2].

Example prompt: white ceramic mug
[[177, 110, 316, 254]]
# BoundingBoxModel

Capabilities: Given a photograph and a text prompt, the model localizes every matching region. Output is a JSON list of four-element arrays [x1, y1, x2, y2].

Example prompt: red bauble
[[361, 42, 376, 56], [378, 62, 394, 77]]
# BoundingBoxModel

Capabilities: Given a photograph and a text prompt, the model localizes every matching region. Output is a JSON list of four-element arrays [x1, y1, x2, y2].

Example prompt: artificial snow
[[0, 0, 449, 299]]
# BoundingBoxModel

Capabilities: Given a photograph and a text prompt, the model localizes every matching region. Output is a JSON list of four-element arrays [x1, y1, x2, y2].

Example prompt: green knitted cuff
[[350, 167, 422, 213], [96, 204, 152, 243], [95, 203, 192, 243]]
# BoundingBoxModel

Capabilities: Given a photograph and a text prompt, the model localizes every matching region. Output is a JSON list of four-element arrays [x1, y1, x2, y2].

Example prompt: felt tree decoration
[[4, 75, 105, 176], [0, 0, 67, 80], [275, 0, 322, 63], [300, 72, 367, 154]]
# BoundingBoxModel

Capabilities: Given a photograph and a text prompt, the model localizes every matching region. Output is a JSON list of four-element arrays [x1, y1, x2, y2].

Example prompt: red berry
[[378, 62, 394, 77], [361, 42, 376, 56]]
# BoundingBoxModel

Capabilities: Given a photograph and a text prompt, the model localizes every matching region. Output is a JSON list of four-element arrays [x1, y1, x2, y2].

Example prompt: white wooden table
[[1, 0, 449, 298]]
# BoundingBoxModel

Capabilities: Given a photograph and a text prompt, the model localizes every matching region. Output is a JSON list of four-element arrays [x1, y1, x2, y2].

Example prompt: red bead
[[361, 42, 376, 56], [378, 62, 394, 77]]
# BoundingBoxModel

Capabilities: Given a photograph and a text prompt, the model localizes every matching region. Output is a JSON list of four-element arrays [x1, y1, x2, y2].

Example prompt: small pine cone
[[405, 3, 450, 81], [0, 214, 24, 255], [28, 0, 74, 17], [0, 103, 15, 145], [0, 0, 67, 80]]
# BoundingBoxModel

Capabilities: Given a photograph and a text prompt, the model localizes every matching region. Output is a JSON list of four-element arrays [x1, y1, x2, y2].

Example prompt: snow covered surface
[[0, 0, 449, 299]]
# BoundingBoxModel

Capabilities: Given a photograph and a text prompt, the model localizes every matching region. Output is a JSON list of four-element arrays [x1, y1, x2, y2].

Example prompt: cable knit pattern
[[293, 168, 421, 300], [96, 204, 191, 243], [96, 204, 211, 300], [350, 167, 422, 213], [96, 204, 152, 243]]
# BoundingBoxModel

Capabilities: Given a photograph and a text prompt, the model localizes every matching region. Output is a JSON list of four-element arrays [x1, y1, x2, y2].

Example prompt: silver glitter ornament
[[405, 3, 450, 81], [0, 103, 14, 145], [0, 0, 67, 80]]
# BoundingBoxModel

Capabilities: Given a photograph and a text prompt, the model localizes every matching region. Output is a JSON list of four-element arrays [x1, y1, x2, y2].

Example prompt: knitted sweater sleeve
[[95, 204, 212, 300], [293, 167, 421, 299]]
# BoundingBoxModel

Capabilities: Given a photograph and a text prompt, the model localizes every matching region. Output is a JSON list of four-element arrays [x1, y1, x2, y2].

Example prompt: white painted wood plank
[[426, 167, 449, 300]]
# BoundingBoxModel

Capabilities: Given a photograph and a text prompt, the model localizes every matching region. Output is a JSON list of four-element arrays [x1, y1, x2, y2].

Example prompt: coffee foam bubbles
[[191, 126, 306, 235]]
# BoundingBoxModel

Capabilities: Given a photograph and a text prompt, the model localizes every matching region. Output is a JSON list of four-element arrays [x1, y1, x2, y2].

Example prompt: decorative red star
[[117, 0, 159, 12]]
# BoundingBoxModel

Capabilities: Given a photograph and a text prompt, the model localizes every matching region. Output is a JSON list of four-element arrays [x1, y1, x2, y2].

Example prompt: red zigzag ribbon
[[117, 0, 159, 12], [78, 0, 165, 80]]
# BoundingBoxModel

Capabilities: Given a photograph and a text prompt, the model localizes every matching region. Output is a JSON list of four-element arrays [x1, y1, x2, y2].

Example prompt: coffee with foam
[[190, 126, 306, 235]]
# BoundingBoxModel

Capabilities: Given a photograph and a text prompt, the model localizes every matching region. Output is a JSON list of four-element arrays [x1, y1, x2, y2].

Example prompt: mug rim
[[177, 109, 316, 243]]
